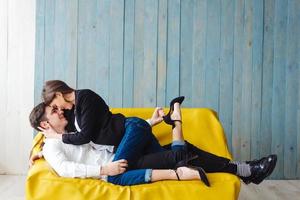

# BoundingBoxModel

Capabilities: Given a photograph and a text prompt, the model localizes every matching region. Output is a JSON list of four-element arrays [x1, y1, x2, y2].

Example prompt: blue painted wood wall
[[35, 0, 300, 179]]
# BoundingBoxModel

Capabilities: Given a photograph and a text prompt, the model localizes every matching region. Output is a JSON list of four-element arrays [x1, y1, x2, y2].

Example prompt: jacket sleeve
[[62, 91, 109, 145], [43, 141, 101, 178]]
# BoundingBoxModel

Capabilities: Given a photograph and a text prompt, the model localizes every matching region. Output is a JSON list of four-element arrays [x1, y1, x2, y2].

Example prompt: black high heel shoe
[[163, 96, 185, 129], [175, 154, 210, 187]]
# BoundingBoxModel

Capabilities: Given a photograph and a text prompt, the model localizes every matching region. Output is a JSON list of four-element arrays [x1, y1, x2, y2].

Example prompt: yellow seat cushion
[[26, 108, 240, 200]]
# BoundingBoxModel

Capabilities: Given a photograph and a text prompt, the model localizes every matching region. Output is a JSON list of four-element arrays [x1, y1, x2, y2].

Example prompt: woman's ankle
[[171, 103, 182, 121]]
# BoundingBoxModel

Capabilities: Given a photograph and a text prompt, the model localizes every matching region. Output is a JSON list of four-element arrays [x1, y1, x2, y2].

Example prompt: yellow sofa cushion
[[26, 108, 240, 200]]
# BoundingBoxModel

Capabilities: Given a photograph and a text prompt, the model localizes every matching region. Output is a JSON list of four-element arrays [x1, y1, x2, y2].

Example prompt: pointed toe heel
[[163, 96, 185, 128]]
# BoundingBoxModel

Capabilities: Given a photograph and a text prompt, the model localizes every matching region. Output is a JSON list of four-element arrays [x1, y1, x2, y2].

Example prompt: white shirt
[[43, 138, 115, 181], [42, 117, 151, 180]]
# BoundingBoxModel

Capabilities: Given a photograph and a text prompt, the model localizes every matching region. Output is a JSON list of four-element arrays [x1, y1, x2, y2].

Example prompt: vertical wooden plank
[[204, 0, 220, 111], [232, 0, 245, 161], [251, 0, 263, 162], [240, 0, 253, 161], [109, 0, 124, 107], [284, 0, 299, 179], [6, 0, 22, 173], [77, 0, 98, 91], [34, 0, 45, 103], [133, 0, 144, 107], [95, 0, 110, 101], [271, 0, 287, 179], [143, 0, 158, 107], [53, 0, 78, 86], [0, 0, 8, 174], [66, 1, 78, 87], [6, 0, 35, 174], [219, 0, 234, 151], [123, 0, 135, 107], [18, 0, 36, 171], [179, 0, 193, 107], [260, 0, 274, 158], [191, 0, 206, 107], [298, 10, 300, 179], [157, 0, 168, 107], [166, 0, 181, 104], [44, 0, 55, 81], [298, 105, 300, 179], [53, 0, 66, 80]]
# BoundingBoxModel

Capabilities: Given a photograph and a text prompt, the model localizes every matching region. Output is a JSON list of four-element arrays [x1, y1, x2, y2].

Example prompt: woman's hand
[[149, 107, 165, 126], [38, 125, 62, 139], [101, 159, 128, 176]]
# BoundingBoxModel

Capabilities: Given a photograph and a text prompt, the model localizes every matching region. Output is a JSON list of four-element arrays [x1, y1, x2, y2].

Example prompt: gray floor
[[0, 175, 299, 200]]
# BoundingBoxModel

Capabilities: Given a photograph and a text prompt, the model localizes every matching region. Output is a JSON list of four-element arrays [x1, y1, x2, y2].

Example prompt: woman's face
[[50, 92, 73, 110]]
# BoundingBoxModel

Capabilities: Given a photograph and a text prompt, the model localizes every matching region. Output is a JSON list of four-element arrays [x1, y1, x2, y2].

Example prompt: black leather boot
[[240, 154, 277, 184]]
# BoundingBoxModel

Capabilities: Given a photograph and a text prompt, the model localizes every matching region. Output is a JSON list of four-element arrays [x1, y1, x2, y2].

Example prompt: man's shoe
[[240, 154, 277, 185], [251, 154, 277, 184]]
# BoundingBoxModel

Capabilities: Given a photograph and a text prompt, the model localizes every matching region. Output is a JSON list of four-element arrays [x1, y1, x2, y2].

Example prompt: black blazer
[[62, 89, 125, 147]]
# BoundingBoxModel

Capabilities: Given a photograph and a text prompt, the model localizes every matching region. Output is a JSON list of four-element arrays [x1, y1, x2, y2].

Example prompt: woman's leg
[[151, 167, 200, 182], [107, 167, 200, 186], [171, 102, 184, 142]]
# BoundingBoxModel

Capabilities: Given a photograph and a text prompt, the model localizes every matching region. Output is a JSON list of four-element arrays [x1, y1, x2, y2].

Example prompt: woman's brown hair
[[42, 80, 74, 105]]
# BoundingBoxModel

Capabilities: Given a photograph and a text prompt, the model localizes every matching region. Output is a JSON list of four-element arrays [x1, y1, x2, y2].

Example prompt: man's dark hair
[[29, 103, 48, 131]]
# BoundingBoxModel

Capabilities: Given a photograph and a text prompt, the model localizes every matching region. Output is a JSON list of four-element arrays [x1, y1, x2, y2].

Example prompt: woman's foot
[[171, 103, 182, 124], [163, 96, 184, 128], [176, 166, 200, 180]]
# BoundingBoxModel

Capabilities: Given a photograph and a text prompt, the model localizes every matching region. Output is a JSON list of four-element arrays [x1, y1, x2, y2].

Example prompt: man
[[29, 103, 277, 186]]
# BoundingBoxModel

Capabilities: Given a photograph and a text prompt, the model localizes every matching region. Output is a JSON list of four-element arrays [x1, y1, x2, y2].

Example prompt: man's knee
[[107, 175, 123, 185]]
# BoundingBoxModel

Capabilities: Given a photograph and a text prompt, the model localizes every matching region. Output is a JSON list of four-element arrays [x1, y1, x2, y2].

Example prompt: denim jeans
[[107, 117, 186, 186]]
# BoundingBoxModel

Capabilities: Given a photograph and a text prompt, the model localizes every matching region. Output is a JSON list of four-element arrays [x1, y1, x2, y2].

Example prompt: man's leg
[[131, 149, 187, 170], [107, 169, 150, 186]]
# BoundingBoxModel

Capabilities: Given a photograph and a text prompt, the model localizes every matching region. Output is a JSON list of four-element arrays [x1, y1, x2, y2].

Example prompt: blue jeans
[[107, 117, 186, 186]]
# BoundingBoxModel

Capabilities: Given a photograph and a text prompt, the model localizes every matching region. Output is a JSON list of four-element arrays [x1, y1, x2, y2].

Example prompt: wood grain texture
[[35, 0, 300, 179]]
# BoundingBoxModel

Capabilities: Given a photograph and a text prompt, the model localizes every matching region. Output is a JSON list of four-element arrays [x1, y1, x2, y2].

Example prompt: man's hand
[[38, 125, 62, 139], [149, 107, 165, 126], [29, 152, 43, 168], [101, 159, 128, 176]]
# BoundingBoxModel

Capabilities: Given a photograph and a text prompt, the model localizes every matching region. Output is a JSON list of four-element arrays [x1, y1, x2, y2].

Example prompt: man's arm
[[29, 151, 43, 167], [43, 141, 101, 178], [43, 141, 127, 178]]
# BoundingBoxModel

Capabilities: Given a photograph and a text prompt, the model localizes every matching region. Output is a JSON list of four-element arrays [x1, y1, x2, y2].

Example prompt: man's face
[[43, 106, 68, 132]]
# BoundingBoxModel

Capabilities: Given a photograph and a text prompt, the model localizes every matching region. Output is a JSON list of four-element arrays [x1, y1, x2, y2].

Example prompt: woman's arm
[[62, 90, 110, 145], [146, 107, 165, 127]]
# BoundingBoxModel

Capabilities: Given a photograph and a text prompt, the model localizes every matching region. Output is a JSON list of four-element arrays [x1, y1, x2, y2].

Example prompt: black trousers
[[130, 141, 236, 175]]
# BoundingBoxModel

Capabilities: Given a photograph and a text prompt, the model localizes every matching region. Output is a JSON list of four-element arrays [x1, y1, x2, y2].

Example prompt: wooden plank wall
[[0, 0, 35, 174], [35, 0, 300, 179]]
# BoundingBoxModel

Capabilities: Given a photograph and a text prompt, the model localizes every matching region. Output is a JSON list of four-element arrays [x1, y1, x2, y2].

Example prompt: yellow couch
[[26, 108, 241, 200]]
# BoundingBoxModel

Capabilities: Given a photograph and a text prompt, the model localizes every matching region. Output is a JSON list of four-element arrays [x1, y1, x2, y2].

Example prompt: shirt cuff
[[144, 169, 152, 183], [146, 119, 152, 126], [86, 165, 101, 179]]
